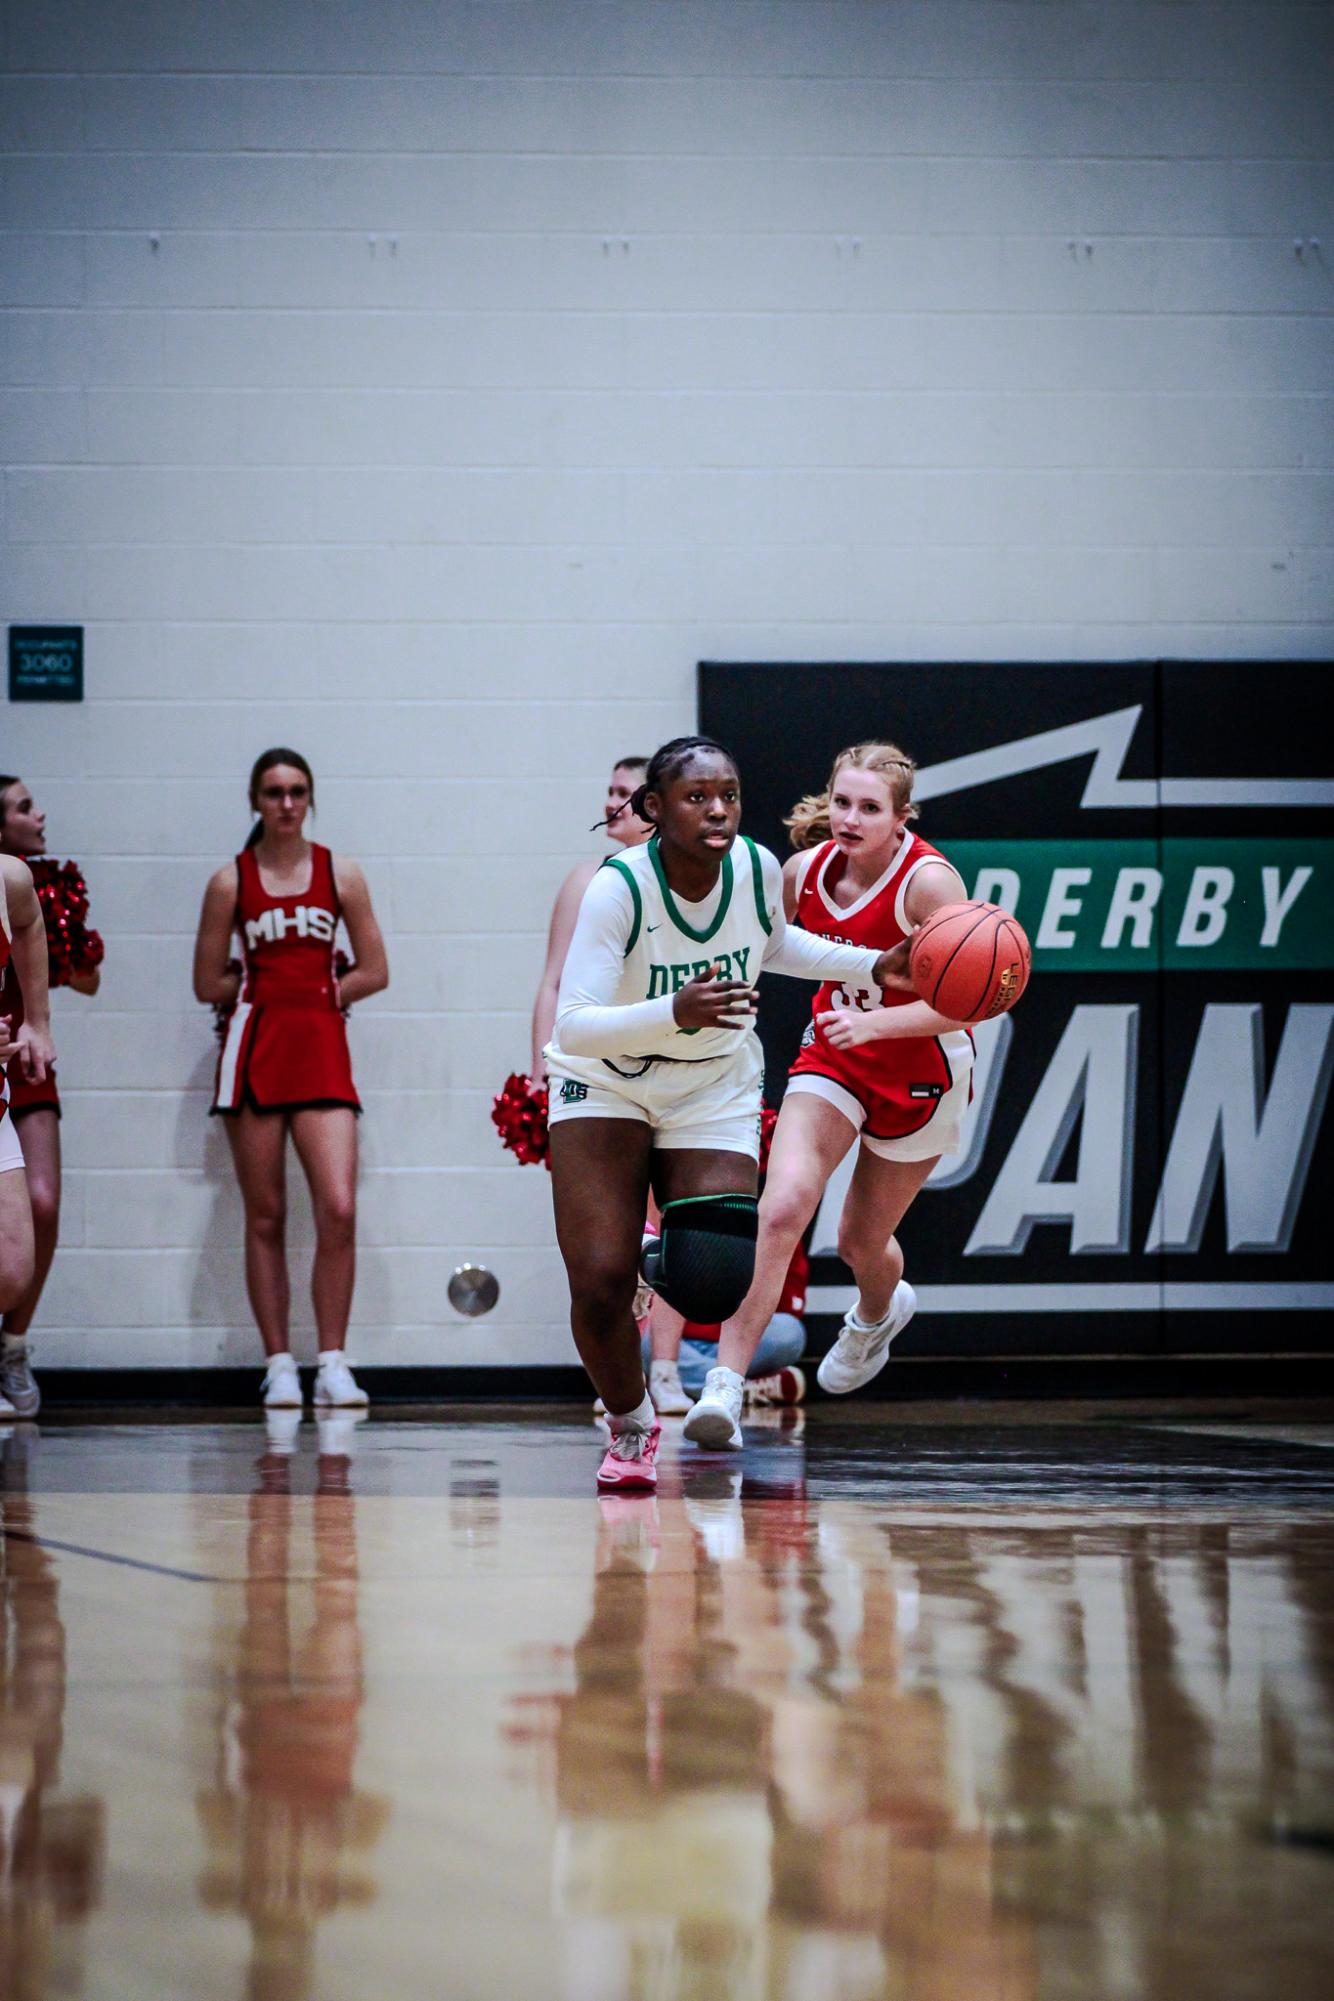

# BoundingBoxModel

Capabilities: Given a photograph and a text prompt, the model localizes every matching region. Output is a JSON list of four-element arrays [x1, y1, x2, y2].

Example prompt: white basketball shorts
[[546, 1035, 764, 1160]]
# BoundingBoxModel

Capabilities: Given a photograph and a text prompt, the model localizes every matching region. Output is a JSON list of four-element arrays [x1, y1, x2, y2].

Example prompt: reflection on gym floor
[[0, 1406, 1330, 2000]]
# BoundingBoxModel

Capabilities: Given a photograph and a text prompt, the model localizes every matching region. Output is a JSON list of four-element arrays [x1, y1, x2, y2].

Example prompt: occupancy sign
[[8, 626, 83, 702]]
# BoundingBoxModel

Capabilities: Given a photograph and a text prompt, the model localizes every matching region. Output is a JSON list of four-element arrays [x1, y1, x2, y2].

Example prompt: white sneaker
[[649, 1363, 692, 1417], [817, 1280, 917, 1395], [0, 1342, 40, 1418], [261, 1353, 302, 1408], [314, 1352, 369, 1408], [682, 1366, 744, 1450]]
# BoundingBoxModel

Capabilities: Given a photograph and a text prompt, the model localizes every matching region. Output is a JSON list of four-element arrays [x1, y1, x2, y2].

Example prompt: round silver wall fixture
[[447, 1263, 500, 1317]]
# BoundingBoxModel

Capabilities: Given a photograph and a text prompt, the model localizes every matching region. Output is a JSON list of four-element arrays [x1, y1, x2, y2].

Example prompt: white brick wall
[[2, 1, 1331, 1370]]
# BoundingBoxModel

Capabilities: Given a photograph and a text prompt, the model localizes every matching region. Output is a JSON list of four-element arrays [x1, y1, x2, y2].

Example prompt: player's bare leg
[[291, 1107, 366, 1408], [225, 1107, 292, 1359], [836, 1149, 938, 1323], [0, 1108, 59, 1339], [0, 1167, 35, 1321], [550, 1118, 656, 1419], [1, 1108, 59, 1413], [818, 1149, 939, 1395], [714, 1094, 854, 1379], [290, 1107, 358, 1353]]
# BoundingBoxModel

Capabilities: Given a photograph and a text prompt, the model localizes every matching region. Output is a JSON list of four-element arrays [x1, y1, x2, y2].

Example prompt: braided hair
[[785, 740, 918, 850], [629, 736, 738, 830]]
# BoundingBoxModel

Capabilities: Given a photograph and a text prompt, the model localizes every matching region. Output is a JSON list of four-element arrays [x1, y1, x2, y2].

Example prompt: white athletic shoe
[[314, 1352, 370, 1408], [0, 1342, 40, 1418], [649, 1362, 692, 1416], [682, 1366, 744, 1450], [817, 1280, 917, 1395], [261, 1353, 302, 1408]]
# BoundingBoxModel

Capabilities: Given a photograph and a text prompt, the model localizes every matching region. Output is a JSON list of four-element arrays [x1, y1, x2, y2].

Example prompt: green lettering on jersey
[[647, 965, 668, 1000]]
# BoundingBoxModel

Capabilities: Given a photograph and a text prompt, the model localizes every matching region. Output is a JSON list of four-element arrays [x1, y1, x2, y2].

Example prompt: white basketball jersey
[[597, 835, 777, 1067]]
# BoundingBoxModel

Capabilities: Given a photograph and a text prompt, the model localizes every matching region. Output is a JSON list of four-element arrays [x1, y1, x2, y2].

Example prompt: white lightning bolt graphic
[[914, 706, 1334, 809]]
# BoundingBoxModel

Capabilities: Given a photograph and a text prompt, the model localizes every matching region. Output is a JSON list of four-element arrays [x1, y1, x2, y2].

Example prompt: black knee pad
[[641, 1193, 758, 1323]]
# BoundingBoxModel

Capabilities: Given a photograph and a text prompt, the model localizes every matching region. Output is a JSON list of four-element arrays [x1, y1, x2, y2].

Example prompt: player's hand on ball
[[871, 940, 914, 992], [673, 963, 757, 1032], [818, 1006, 878, 1050]]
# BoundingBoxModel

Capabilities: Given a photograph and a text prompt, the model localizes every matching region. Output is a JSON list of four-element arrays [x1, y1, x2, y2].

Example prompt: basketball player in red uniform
[[1, 853, 55, 1393], [0, 775, 102, 1417], [193, 750, 389, 1411], [688, 742, 973, 1440]]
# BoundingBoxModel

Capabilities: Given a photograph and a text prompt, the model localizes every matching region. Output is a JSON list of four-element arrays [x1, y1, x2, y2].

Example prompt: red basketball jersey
[[791, 832, 972, 1138], [236, 843, 342, 1009]]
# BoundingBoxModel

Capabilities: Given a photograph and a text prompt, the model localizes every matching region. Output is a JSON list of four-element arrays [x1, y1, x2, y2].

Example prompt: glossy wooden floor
[[3, 1402, 1333, 2001]]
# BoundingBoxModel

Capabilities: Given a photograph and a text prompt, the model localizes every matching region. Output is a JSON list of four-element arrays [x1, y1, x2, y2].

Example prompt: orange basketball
[[909, 901, 1031, 1023]]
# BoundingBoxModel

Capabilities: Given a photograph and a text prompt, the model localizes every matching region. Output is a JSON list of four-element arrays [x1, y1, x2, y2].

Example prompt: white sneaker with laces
[[649, 1362, 692, 1417], [0, 1342, 40, 1418], [261, 1353, 302, 1408], [682, 1366, 744, 1450], [817, 1280, 917, 1395], [314, 1352, 369, 1408]]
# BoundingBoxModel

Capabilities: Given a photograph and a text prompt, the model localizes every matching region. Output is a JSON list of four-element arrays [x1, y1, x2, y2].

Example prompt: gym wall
[[2, 2, 1330, 1372]]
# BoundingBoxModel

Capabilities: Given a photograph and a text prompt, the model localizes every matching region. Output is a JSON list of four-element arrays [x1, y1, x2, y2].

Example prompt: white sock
[[267, 1350, 296, 1366], [709, 1366, 744, 1391], [649, 1359, 681, 1383], [609, 1390, 655, 1433], [1, 1333, 26, 1355]]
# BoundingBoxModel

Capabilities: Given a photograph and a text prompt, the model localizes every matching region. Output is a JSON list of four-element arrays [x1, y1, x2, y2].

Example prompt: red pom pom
[[29, 857, 102, 986], [492, 1072, 550, 1169], [758, 1102, 779, 1175]]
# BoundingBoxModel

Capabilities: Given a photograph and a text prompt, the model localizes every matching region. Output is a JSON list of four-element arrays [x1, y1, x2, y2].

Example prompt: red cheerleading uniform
[[788, 832, 973, 1144], [0, 918, 12, 1133], [212, 844, 360, 1116], [0, 857, 96, 1117]]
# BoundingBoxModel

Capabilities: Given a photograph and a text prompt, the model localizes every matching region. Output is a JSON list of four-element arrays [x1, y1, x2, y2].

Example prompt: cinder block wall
[[2, 2, 1330, 1370]]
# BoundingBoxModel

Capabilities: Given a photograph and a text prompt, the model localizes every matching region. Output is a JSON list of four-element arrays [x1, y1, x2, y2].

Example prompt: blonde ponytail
[[784, 740, 919, 850]]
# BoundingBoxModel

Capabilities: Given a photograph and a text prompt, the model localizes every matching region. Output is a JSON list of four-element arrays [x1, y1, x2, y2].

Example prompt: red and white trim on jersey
[[210, 844, 360, 1117], [787, 829, 974, 1151]]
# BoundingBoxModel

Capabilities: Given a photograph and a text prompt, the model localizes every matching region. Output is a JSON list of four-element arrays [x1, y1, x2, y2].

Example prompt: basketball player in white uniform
[[545, 737, 903, 1491]]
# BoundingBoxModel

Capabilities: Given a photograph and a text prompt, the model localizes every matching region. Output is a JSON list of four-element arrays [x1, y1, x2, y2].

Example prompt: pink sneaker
[[596, 1421, 662, 1491]]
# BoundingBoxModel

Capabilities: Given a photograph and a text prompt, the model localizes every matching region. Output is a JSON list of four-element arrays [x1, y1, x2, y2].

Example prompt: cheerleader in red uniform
[[0, 776, 98, 1418], [687, 742, 972, 1440], [1, 851, 55, 1376], [193, 750, 388, 1411]]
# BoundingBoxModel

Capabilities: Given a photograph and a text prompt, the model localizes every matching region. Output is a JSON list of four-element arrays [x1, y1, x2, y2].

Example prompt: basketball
[[909, 901, 1032, 1023]]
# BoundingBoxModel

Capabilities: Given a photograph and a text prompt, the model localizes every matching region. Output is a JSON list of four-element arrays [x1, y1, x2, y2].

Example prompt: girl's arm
[[819, 997, 970, 1047], [531, 859, 597, 1078], [333, 858, 389, 1007], [761, 849, 882, 986], [192, 865, 242, 1006], [780, 851, 806, 924], [2, 859, 54, 1081], [822, 856, 973, 1047]]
